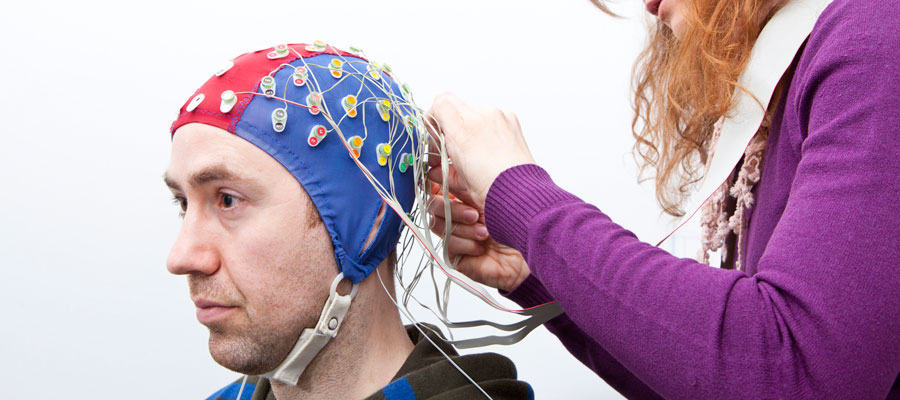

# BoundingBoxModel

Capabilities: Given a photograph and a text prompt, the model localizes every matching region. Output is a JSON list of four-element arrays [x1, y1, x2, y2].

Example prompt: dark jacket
[[205, 325, 534, 400]]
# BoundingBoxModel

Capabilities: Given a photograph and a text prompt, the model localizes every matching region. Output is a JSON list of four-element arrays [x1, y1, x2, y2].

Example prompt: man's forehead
[[166, 124, 274, 189]]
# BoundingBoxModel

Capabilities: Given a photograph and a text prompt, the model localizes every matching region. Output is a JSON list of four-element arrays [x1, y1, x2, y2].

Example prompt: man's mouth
[[193, 298, 238, 324]]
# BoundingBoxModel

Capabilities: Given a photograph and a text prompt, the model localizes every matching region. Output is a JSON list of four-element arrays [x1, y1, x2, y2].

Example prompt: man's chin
[[207, 330, 287, 376]]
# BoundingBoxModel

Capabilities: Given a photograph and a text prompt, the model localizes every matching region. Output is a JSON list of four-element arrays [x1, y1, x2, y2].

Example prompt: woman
[[426, 0, 900, 398]]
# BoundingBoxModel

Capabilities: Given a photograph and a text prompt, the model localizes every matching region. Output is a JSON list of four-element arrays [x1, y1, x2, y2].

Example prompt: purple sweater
[[485, 1, 900, 398]]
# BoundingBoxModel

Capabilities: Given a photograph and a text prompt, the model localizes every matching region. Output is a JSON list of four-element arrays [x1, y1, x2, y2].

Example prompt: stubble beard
[[191, 276, 307, 376], [206, 316, 301, 376]]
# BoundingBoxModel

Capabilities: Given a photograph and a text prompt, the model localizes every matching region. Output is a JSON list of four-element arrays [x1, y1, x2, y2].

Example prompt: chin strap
[[262, 273, 359, 385]]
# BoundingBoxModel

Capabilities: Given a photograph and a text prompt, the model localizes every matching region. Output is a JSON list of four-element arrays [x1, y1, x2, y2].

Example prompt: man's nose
[[166, 210, 220, 276]]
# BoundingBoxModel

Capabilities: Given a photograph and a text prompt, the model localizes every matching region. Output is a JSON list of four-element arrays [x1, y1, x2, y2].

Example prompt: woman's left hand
[[426, 181, 532, 292], [426, 92, 536, 209]]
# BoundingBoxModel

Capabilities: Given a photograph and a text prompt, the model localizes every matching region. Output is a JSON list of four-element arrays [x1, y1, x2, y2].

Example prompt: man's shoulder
[[366, 324, 534, 400]]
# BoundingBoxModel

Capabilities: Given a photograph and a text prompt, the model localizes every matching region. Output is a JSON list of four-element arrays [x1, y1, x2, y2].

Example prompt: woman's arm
[[483, 2, 900, 398], [506, 275, 663, 399]]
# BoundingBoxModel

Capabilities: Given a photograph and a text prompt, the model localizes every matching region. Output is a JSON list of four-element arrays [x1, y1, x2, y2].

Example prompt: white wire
[[376, 268, 493, 400], [236, 374, 248, 400]]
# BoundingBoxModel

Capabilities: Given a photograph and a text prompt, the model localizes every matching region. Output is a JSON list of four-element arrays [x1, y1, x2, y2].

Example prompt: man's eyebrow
[[163, 173, 181, 191], [190, 165, 243, 187], [163, 165, 245, 191]]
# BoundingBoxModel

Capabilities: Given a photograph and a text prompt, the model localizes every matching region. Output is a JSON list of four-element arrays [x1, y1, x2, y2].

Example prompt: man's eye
[[172, 196, 187, 213], [220, 193, 238, 209]]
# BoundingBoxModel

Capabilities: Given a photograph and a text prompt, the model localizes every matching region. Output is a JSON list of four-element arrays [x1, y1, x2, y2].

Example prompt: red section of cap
[[170, 44, 363, 136]]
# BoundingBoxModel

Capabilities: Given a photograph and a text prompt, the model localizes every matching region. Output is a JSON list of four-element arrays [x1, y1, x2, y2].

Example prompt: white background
[[0, 1, 701, 398]]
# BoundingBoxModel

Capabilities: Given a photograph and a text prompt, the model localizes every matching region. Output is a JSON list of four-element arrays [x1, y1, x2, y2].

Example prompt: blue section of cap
[[234, 53, 417, 283], [205, 381, 256, 400], [381, 377, 418, 400]]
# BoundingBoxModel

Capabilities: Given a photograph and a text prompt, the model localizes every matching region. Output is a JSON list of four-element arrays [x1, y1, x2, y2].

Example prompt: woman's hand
[[426, 92, 537, 209], [427, 182, 530, 293]]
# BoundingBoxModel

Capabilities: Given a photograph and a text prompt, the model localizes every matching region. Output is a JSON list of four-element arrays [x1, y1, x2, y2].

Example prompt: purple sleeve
[[485, 1, 900, 398], [505, 275, 662, 399]]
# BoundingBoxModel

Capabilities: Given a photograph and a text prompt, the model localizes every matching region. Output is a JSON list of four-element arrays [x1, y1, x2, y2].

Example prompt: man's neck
[[270, 267, 414, 400]]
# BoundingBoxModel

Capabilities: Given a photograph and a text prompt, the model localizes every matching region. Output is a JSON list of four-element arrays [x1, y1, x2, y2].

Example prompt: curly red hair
[[595, 0, 785, 215]]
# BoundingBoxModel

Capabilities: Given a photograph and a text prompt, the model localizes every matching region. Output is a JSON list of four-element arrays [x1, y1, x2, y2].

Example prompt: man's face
[[165, 123, 335, 375]]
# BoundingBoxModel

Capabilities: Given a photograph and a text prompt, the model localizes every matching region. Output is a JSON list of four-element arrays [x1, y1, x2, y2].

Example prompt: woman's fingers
[[429, 218, 486, 256], [445, 187, 479, 210], [454, 257, 492, 287], [427, 164, 470, 194], [425, 115, 443, 168], [428, 169, 480, 208], [428, 194, 481, 224], [446, 236, 486, 257], [428, 92, 468, 139], [425, 94, 468, 167], [429, 214, 489, 241]]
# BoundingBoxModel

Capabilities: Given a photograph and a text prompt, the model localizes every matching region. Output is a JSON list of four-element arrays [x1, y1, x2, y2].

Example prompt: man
[[164, 43, 533, 400]]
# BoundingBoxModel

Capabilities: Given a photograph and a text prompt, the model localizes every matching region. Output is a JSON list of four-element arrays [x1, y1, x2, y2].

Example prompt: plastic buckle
[[260, 272, 358, 386]]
